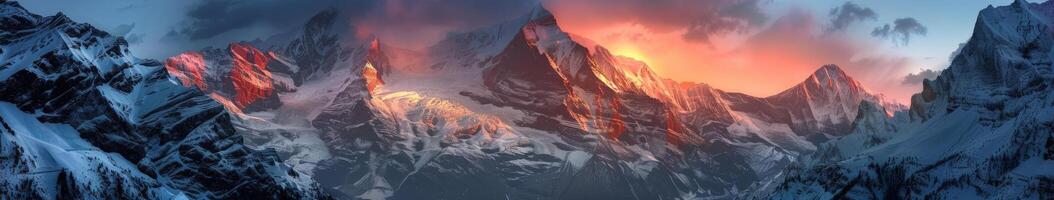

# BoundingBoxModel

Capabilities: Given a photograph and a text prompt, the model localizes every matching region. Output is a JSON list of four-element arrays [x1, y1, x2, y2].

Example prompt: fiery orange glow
[[229, 43, 275, 108], [548, 6, 918, 103], [608, 43, 651, 64], [164, 52, 208, 91]]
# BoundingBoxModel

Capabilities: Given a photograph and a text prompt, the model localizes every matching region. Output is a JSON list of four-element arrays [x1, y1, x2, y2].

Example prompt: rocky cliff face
[[164, 43, 281, 114], [770, 1, 1054, 199], [0, 1, 328, 199]]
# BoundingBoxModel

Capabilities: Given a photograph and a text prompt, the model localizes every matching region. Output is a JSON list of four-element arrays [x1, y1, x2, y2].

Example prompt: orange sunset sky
[[545, 1, 918, 103], [22, 0, 1026, 103]]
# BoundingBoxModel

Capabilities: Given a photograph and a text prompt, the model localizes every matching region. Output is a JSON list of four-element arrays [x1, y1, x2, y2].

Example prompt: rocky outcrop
[[164, 43, 282, 114], [0, 1, 328, 199]]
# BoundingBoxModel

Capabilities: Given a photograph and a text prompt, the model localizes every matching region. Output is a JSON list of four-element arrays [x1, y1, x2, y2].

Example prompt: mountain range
[[158, 5, 904, 199], [1, 0, 1051, 199]]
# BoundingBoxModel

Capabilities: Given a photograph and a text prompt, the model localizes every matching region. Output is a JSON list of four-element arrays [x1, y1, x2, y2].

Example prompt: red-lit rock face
[[164, 43, 276, 113], [164, 52, 208, 91], [229, 43, 275, 108], [362, 62, 383, 95]]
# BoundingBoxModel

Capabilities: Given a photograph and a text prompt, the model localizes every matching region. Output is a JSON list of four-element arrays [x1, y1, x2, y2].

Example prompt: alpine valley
[[1, 0, 1052, 200]]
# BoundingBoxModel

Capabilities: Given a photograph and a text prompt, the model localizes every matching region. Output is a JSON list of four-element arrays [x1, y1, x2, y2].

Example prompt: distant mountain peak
[[809, 64, 858, 87], [369, 37, 381, 50], [0, 1, 39, 30], [1011, 0, 1029, 8], [527, 4, 554, 21], [774, 64, 868, 100], [0, 0, 22, 9], [523, 4, 559, 30], [764, 64, 894, 139], [817, 64, 844, 73]]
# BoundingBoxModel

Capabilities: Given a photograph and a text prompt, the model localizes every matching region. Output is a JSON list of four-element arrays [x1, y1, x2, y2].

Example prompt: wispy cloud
[[872, 18, 927, 46], [825, 2, 877, 33], [902, 69, 941, 85], [178, 0, 345, 40], [544, 0, 770, 44]]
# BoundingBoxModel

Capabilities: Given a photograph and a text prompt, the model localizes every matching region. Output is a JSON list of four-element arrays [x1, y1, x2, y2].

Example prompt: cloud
[[108, 23, 143, 44], [948, 43, 966, 62], [172, 0, 771, 49], [604, 31, 651, 43], [682, 0, 769, 43], [727, 9, 917, 102], [872, 17, 927, 46], [350, 0, 539, 47], [544, 0, 769, 44], [902, 69, 941, 85], [178, 0, 346, 40], [552, 5, 920, 103], [900, 43, 960, 86], [358, 0, 537, 28], [161, 29, 182, 42], [111, 23, 135, 36], [124, 34, 144, 44], [176, 0, 540, 48], [116, 3, 137, 12], [825, 2, 877, 33]]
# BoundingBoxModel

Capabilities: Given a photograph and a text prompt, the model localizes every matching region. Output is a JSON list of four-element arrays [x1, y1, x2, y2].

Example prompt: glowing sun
[[610, 45, 650, 64]]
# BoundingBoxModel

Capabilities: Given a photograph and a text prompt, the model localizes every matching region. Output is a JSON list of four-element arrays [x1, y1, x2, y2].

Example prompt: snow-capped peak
[[526, 3, 555, 22], [0, 2, 328, 198], [773, 1, 1054, 198], [762, 64, 899, 140], [804, 64, 867, 96]]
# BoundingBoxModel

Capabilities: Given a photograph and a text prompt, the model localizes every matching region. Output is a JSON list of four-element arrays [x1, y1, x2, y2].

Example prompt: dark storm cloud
[[179, 0, 347, 40], [161, 29, 182, 42], [175, 0, 769, 48], [902, 69, 941, 85], [361, 0, 538, 28], [340, 0, 540, 48], [544, 0, 769, 44], [682, 0, 769, 43], [825, 2, 877, 33], [176, 0, 536, 46], [872, 17, 927, 46]]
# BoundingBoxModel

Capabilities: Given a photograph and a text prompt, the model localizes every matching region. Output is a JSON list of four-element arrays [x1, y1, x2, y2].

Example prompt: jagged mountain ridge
[[0, 0, 912, 198], [0, 1, 329, 199], [763, 64, 905, 143], [155, 5, 912, 200]]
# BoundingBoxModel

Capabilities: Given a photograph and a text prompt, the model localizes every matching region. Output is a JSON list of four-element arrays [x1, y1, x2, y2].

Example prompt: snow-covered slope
[[427, 11, 529, 71], [0, 2, 328, 199], [769, 0, 1054, 199]]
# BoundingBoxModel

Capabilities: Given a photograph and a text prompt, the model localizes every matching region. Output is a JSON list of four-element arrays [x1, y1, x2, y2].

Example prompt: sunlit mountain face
[[3, 0, 1054, 199]]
